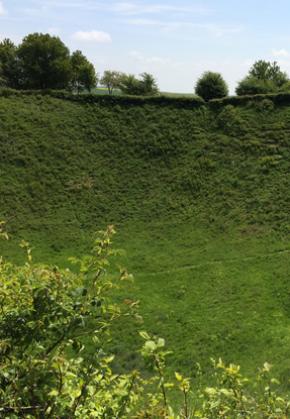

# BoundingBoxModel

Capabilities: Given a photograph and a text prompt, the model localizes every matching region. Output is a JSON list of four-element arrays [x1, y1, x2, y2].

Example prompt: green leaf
[[139, 331, 150, 340]]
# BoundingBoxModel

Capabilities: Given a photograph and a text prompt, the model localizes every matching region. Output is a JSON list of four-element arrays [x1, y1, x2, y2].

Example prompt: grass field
[[0, 93, 289, 387]]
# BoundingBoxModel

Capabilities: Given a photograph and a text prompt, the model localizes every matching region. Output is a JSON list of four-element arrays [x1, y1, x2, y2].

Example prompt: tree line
[[0, 33, 159, 96], [1, 32, 290, 99], [196, 60, 290, 101], [100, 70, 158, 96], [0, 34, 97, 92]]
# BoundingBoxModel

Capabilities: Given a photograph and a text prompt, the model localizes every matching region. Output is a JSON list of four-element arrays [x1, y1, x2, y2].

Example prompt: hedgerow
[[209, 92, 290, 107], [0, 88, 205, 108], [3, 87, 290, 111]]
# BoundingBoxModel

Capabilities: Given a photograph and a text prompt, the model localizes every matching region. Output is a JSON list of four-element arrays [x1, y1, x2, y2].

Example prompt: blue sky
[[1, 0, 290, 93]]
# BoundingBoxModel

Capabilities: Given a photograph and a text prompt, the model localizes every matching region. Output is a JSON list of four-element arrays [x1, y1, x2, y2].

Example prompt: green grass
[[0, 93, 289, 386]]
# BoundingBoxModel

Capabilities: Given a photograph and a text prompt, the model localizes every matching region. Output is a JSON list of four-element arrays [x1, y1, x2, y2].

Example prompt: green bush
[[279, 80, 290, 92], [236, 77, 278, 96], [209, 92, 290, 107], [216, 105, 248, 135], [256, 98, 275, 112], [119, 72, 159, 96], [195, 72, 229, 101]]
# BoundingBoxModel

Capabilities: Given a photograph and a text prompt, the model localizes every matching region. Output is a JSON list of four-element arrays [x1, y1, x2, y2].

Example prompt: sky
[[1, 0, 290, 93]]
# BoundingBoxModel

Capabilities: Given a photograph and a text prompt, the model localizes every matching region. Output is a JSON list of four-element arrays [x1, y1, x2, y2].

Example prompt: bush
[[119, 72, 159, 96], [236, 77, 278, 96], [195, 71, 229, 101], [256, 98, 275, 112], [279, 80, 290, 92], [216, 105, 248, 134], [209, 92, 290, 108]]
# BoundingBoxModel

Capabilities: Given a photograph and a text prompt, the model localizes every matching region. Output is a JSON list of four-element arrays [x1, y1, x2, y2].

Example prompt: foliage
[[118, 73, 141, 95], [0, 34, 97, 91], [236, 76, 278, 96], [101, 70, 123, 95], [249, 60, 288, 87], [1, 224, 290, 418], [0, 225, 142, 417], [140, 72, 159, 95], [119, 72, 159, 96], [70, 50, 98, 93], [198, 359, 290, 417], [0, 39, 20, 88], [0, 75, 7, 87], [236, 61, 289, 96], [279, 80, 290, 92], [17, 33, 72, 89], [216, 105, 248, 135], [209, 91, 290, 107], [195, 71, 229, 101], [0, 93, 289, 391]]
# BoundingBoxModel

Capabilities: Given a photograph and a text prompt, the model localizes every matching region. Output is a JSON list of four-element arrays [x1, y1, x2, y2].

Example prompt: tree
[[0, 75, 6, 87], [119, 73, 142, 95], [249, 60, 288, 86], [236, 60, 289, 95], [101, 70, 122, 95], [17, 33, 71, 89], [0, 38, 20, 88], [70, 50, 97, 93], [195, 71, 229, 101], [119, 72, 159, 96], [139, 72, 159, 95]]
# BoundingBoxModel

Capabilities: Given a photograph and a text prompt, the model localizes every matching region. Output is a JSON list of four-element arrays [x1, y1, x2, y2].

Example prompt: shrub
[[256, 98, 275, 112], [195, 71, 229, 101], [279, 80, 290, 92], [119, 72, 159, 96], [216, 104, 248, 134], [236, 77, 278, 96]]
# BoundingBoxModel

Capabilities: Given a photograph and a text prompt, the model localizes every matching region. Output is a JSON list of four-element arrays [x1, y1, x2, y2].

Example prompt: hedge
[[2, 87, 290, 109], [0, 88, 205, 109], [209, 92, 290, 108]]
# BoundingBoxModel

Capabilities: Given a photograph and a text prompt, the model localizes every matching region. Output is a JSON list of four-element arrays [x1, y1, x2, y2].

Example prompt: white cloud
[[272, 48, 289, 57], [72, 30, 112, 43], [0, 1, 6, 16], [128, 50, 184, 71], [126, 18, 163, 26], [26, 0, 211, 16], [125, 18, 242, 38], [129, 50, 169, 65], [111, 2, 211, 16]]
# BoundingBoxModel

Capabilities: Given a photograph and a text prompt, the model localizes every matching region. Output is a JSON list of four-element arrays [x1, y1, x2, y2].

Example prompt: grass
[[0, 93, 289, 387]]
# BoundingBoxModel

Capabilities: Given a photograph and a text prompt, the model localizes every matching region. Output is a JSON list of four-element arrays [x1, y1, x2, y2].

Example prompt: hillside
[[0, 92, 289, 384]]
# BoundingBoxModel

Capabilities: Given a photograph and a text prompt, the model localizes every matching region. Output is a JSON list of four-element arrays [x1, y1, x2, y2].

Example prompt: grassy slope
[[0, 94, 290, 385]]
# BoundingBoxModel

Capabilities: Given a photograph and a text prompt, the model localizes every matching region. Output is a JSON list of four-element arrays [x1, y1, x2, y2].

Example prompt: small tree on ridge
[[195, 71, 229, 101]]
